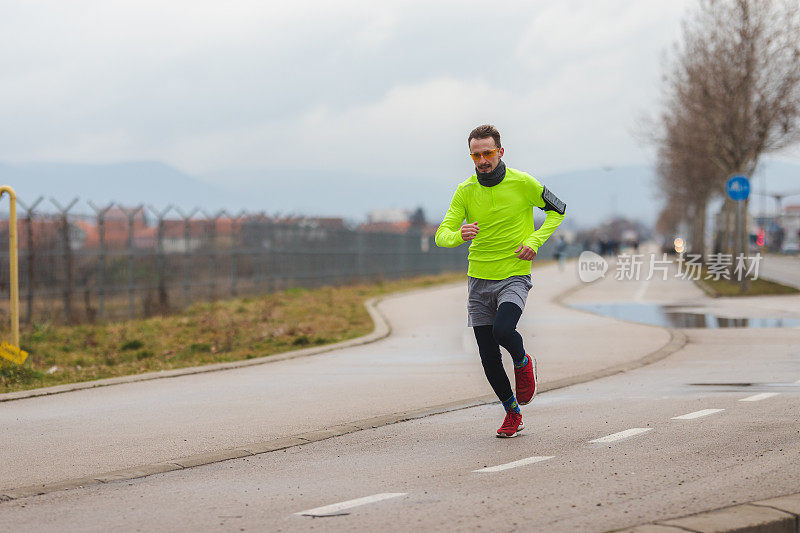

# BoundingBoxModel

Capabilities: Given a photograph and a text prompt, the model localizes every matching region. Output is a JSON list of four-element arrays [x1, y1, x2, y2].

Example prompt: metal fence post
[[269, 214, 280, 293], [88, 201, 113, 321], [18, 197, 43, 324], [148, 205, 174, 313], [356, 231, 366, 279], [229, 210, 244, 298], [253, 212, 266, 293], [120, 205, 143, 318], [176, 208, 198, 307], [50, 197, 78, 323], [203, 210, 225, 301]]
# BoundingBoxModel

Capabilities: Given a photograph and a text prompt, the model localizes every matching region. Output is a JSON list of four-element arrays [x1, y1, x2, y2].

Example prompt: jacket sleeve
[[523, 174, 566, 253], [435, 186, 466, 248]]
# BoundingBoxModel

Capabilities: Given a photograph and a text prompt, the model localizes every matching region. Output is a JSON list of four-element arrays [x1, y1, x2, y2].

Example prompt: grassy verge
[[694, 269, 799, 297], [1, 272, 465, 394]]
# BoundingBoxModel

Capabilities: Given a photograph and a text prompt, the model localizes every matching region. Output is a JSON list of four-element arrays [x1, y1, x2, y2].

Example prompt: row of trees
[[652, 0, 800, 258]]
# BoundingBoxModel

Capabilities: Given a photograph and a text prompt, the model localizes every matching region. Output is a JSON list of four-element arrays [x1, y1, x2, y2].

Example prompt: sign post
[[0, 186, 28, 365], [726, 176, 750, 293]]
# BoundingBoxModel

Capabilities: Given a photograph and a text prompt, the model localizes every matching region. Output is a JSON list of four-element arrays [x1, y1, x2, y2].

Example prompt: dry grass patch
[[2, 272, 465, 393], [695, 268, 799, 297]]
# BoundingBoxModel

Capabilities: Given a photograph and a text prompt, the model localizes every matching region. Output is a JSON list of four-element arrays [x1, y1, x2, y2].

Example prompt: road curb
[[693, 278, 721, 298], [617, 493, 800, 532], [0, 276, 689, 504]]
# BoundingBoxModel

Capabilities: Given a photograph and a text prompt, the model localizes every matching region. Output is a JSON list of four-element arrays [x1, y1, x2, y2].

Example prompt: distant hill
[[0, 161, 236, 212], [199, 164, 664, 227], [2, 158, 797, 226], [540, 158, 800, 227], [540, 165, 658, 228]]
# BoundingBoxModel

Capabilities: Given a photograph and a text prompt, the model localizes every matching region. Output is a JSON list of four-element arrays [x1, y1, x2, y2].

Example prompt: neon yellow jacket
[[435, 166, 565, 280]]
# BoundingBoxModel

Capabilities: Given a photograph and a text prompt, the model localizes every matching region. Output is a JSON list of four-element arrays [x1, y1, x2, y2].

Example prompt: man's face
[[469, 136, 504, 173]]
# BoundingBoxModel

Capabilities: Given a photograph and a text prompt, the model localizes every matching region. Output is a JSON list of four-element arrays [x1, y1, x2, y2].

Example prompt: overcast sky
[[1, 0, 703, 187]]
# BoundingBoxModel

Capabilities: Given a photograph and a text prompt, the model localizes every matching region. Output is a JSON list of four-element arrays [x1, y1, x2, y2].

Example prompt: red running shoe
[[515, 354, 537, 405], [497, 410, 524, 438]]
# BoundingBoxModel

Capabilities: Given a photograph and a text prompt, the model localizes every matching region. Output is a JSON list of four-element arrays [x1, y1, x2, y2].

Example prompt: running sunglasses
[[469, 148, 500, 162]]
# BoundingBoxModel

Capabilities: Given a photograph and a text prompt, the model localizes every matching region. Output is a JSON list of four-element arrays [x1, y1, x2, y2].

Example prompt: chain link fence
[[0, 198, 475, 325]]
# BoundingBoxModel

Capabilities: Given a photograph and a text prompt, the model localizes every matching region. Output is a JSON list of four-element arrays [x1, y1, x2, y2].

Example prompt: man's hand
[[515, 244, 536, 261], [461, 221, 479, 241]]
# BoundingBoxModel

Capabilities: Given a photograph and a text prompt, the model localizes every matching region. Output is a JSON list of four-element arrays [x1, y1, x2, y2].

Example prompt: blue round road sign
[[726, 175, 750, 201]]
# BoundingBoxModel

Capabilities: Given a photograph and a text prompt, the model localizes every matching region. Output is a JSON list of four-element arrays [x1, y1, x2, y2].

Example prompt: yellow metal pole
[[0, 186, 19, 347]]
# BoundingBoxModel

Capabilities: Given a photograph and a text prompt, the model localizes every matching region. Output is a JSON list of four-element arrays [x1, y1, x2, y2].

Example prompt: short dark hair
[[468, 124, 501, 149]]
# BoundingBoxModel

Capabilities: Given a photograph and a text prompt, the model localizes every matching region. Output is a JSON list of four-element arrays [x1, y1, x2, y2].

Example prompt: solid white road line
[[295, 493, 407, 517], [473, 456, 555, 473], [739, 392, 780, 402], [589, 428, 652, 443], [671, 408, 725, 420]]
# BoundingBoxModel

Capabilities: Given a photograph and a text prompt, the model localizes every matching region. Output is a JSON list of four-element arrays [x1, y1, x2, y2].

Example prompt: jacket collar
[[476, 160, 506, 187]]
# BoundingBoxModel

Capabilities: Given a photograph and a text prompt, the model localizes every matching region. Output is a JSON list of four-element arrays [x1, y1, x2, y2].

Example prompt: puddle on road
[[571, 303, 800, 329]]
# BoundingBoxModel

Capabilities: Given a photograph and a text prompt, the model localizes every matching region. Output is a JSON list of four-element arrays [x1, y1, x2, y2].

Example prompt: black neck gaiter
[[476, 160, 506, 187]]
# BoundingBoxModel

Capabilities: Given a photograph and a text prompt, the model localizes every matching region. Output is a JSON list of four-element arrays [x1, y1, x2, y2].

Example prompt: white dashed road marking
[[589, 428, 652, 443], [739, 392, 780, 402], [671, 409, 725, 420], [293, 376, 792, 518], [473, 456, 555, 473], [295, 493, 407, 517]]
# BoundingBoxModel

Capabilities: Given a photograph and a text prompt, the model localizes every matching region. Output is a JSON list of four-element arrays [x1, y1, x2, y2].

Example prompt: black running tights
[[473, 302, 526, 402]]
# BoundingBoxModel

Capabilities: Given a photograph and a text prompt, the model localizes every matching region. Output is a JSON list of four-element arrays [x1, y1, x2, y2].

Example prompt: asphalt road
[[2, 259, 799, 532], [1, 316, 798, 532], [760, 254, 800, 289], [0, 263, 668, 489]]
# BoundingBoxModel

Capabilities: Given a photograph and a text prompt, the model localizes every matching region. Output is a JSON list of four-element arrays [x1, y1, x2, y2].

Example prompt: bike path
[[0, 263, 671, 490]]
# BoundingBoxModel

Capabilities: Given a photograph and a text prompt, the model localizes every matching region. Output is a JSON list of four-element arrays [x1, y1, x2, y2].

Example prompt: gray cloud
[[0, 0, 693, 205]]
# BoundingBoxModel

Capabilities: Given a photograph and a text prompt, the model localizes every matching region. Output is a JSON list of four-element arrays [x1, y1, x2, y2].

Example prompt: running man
[[435, 124, 566, 437]]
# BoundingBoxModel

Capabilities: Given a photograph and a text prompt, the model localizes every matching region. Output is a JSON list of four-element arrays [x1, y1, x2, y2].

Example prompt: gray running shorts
[[467, 274, 533, 327]]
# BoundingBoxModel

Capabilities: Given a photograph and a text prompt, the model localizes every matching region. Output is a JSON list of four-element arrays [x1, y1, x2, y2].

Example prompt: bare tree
[[655, 97, 726, 256], [653, 0, 800, 263]]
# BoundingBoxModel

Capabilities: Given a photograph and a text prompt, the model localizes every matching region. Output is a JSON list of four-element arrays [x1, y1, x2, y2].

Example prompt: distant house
[[367, 208, 410, 224], [785, 204, 800, 216], [160, 220, 206, 253], [359, 220, 412, 234], [360, 208, 439, 238], [239, 216, 346, 249], [783, 204, 800, 247], [4, 217, 91, 251], [361, 208, 410, 234], [8, 219, 59, 251], [304, 217, 346, 230], [71, 207, 152, 250], [158, 217, 244, 252]]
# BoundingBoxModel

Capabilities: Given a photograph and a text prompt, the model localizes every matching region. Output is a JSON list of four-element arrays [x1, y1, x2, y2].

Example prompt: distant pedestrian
[[435, 124, 566, 437], [554, 236, 567, 271]]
